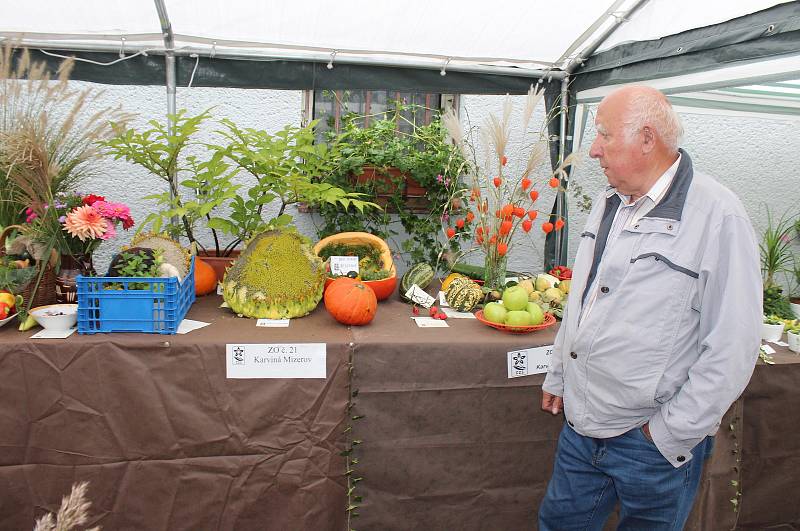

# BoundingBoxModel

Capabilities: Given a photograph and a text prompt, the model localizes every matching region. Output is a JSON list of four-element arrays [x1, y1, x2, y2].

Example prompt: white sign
[[442, 307, 476, 319], [226, 343, 326, 378], [761, 343, 776, 354], [404, 284, 436, 308], [176, 319, 211, 334], [411, 316, 449, 328], [256, 318, 290, 327], [507, 345, 554, 378], [330, 256, 360, 276], [438, 291, 449, 307]]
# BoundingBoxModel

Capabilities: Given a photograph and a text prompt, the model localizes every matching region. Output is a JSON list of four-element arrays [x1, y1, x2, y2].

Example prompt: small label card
[[330, 256, 359, 276], [761, 343, 776, 354], [226, 343, 326, 378], [216, 283, 223, 295], [442, 307, 476, 319], [30, 328, 76, 339], [256, 319, 291, 327], [438, 291, 449, 307], [411, 316, 449, 328], [176, 319, 211, 334], [507, 345, 554, 378], [404, 285, 436, 308]]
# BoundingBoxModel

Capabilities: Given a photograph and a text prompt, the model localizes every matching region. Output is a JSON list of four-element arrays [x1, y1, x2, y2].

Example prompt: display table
[[0, 297, 353, 530], [1, 294, 798, 530]]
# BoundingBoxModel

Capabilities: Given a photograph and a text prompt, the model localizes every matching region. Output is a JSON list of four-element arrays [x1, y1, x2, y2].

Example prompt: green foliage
[[317, 103, 467, 269], [209, 120, 376, 248], [317, 242, 390, 280], [101, 109, 239, 254], [0, 257, 38, 293], [106, 248, 164, 291], [759, 208, 796, 288], [764, 284, 794, 319]]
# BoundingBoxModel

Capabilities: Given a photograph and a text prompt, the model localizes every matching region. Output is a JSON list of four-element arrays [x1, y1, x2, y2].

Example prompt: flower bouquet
[[440, 84, 575, 290]]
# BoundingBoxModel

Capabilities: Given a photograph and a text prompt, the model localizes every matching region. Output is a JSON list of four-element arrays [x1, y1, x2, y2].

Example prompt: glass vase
[[483, 252, 508, 293], [56, 253, 96, 304]]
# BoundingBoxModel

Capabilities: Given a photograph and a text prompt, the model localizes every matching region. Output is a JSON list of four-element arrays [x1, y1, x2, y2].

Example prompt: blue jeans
[[539, 423, 714, 531]]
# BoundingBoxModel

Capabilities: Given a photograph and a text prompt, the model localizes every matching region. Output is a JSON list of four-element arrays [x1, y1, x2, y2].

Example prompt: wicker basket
[[0, 225, 58, 308]]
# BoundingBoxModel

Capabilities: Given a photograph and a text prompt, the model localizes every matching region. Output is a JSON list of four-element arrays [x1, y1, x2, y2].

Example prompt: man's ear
[[641, 126, 656, 154]]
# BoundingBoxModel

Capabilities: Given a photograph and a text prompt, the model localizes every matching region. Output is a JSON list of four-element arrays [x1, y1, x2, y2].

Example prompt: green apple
[[526, 302, 544, 325], [483, 302, 507, 324], [505, 310, 532, 326], [502, 285, 529, 311]]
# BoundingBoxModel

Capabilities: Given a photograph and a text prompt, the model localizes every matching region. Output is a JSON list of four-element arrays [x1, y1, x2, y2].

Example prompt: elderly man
[[538, 85, 761, 530]]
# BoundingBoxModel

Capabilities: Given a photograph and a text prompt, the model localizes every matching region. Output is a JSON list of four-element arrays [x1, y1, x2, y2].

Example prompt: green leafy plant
[[763, 314, 784, 325], [317, 101, 467, 269], [760, 209, 796, 288], [209, 120, 376, 251], [106, 248, 164, 291], [317, 242, 391, 281], [101, 109, 241, 255]]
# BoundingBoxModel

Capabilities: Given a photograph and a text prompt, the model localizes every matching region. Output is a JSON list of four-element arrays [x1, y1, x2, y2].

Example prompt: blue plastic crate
[[76, 256, 196, 334]]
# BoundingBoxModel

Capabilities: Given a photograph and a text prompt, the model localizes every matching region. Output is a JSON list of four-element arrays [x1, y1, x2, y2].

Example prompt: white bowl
[[29, 304, 78, 331]]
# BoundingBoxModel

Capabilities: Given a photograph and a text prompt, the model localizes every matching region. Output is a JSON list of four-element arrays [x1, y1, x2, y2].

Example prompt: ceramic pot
[[761, 322, 785, 343]]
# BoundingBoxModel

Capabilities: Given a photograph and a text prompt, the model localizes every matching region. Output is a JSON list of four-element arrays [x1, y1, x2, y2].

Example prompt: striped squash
[[445, 279, 483, 312], [400, 263, 435, 301]]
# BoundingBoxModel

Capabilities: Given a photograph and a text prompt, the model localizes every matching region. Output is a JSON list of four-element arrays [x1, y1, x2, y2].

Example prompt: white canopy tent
[[2, 0, 799, 264]]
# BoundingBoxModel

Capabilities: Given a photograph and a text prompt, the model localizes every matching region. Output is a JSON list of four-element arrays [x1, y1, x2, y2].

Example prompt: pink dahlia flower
[[63, 205, 107, 241]]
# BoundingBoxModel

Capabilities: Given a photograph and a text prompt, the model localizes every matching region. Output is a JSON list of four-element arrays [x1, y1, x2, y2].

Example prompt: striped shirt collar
[[604, 153, 682, 206]]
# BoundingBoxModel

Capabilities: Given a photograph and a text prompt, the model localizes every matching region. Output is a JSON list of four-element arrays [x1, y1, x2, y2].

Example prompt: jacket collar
[[643, 148, 693, 221]]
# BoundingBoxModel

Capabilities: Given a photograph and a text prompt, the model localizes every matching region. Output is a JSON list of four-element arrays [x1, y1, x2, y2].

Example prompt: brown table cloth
[[349, 296, 800, 531], [1, 293, 798, 530], [0, 296, 352, 530]]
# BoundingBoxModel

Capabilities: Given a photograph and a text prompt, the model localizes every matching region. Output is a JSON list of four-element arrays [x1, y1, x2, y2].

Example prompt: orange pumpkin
[[324, 277, 377, 325], [194, 258, 218, 296]]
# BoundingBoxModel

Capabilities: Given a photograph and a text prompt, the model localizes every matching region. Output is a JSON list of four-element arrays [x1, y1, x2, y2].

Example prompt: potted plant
[[790, 258, 800, 319], [786, 320, 800, 353], [207, 119, 376, 254], [101, 109, 240, 267], [759, 209, 797, 319], [317, 101, 467, 269], [762, 315, 786, 342]]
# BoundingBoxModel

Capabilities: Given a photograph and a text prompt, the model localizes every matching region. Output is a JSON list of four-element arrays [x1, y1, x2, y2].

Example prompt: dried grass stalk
[[0, 42, 133, 226], [33, 481, 101, 531]]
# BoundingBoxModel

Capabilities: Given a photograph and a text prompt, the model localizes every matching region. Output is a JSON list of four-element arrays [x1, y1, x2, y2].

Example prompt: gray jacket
[[543, 150, 762, 467]]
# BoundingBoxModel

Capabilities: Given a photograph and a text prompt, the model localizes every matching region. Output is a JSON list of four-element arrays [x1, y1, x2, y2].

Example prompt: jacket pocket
[[630, 252, 698, 279]]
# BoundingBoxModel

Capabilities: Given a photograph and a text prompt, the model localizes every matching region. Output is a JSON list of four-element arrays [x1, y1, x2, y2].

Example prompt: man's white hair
[[623, 89, 684, 151]]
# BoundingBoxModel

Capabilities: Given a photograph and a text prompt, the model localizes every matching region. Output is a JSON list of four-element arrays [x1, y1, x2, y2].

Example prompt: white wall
[[57, 82, 800, 284]]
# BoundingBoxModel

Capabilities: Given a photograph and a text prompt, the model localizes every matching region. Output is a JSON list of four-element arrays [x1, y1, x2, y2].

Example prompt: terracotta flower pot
[[198, 250, 241, 283]]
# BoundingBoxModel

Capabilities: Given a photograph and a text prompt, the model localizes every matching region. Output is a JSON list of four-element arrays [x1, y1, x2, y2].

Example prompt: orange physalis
[[476, 225, 484, 236], [530, 190, 539, 202], [527, 210, 538, 220], [476, 233, 484, 244], [456, 218, 465, 229], [521, 177, 532, 191], [493, 177, 502, 187], [542, 222, 554, 233], [501, 204, 514, 218], [549, 177, 559, 188], [466, 211, 475, 222], [501, 155, 508, 166], [489, 235, 497, 244], [522, 219, 533, 232], [513, 206, 525, 218], [500, 220, 512, 236], [497, 242, 508, 256], [446, 227, 456, 239], [555, 219, 565, 230]]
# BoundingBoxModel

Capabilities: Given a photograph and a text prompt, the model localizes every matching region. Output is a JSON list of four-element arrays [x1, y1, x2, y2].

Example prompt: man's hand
[[541, 391, 563, 415]]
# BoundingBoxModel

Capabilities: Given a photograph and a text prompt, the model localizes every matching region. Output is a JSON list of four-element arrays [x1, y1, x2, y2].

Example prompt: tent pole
[[554, 76, 569, 266], [154, 0, 179, 206]]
